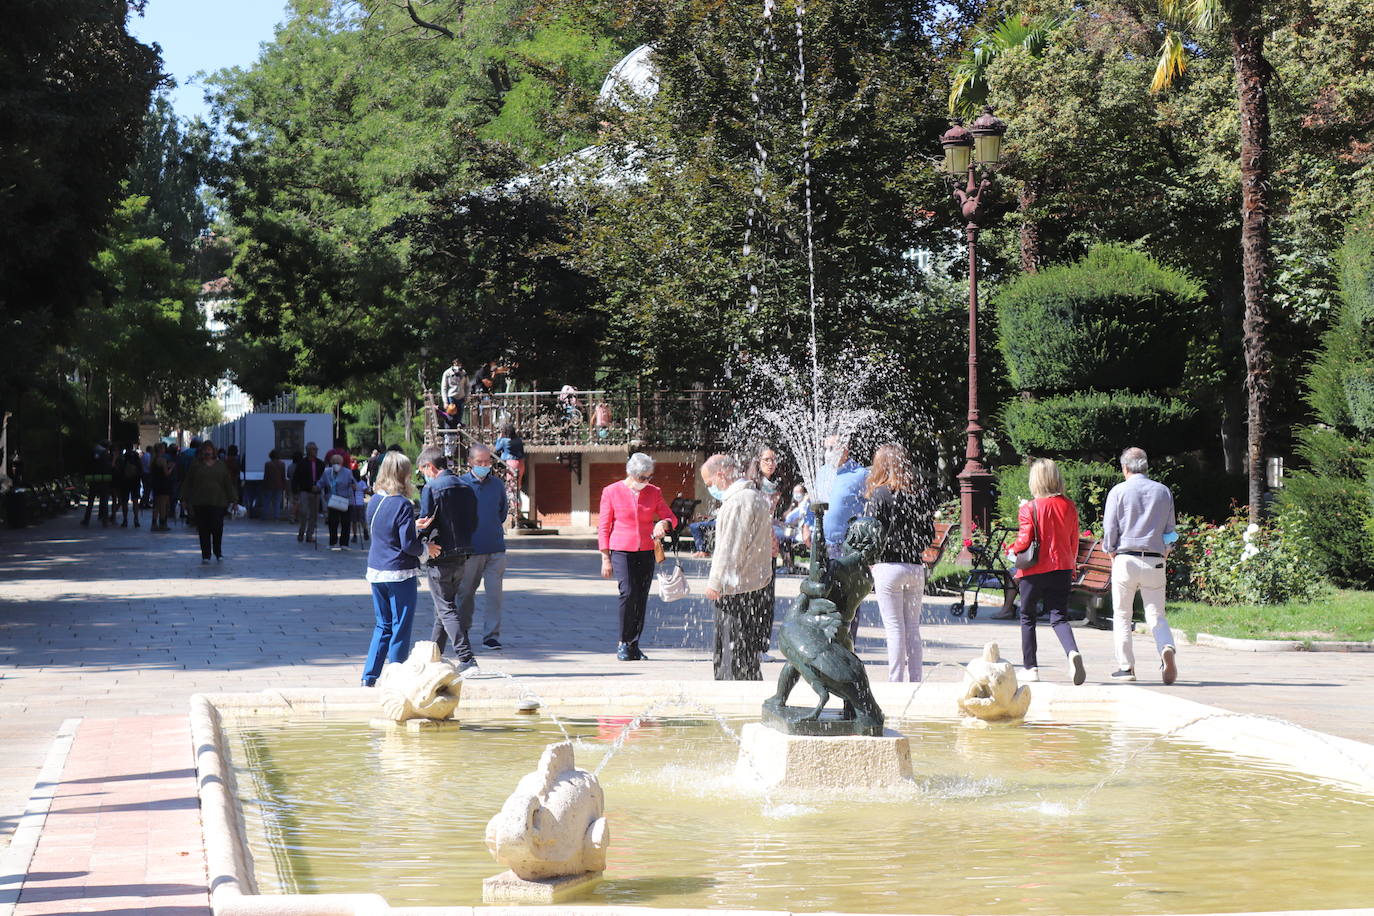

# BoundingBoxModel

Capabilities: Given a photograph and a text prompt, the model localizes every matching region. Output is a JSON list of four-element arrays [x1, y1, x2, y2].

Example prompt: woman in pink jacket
[[598, 452, 678, 661]]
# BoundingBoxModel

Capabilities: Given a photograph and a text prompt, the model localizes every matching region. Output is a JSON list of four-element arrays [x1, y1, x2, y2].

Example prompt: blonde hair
[[1028, 458, 1065, 498], [373, 451, 416, 500], [864, 443, 917, 497]]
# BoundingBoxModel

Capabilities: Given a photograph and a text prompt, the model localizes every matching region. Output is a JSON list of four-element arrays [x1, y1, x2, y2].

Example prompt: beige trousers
[[1111, 553, 1175, 671]]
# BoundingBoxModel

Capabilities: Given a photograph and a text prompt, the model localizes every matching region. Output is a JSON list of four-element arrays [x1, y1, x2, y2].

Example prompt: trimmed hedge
[[995, 460, 1120, 532], [1001, 390, 1199, 459], [995, 244, 1204, 395], [1277, 427, 1374, 588]]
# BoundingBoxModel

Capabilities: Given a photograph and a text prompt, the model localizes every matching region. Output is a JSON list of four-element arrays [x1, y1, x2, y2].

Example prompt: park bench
[[922, 521, 954, 573], [1071, 536, 1114, 628]]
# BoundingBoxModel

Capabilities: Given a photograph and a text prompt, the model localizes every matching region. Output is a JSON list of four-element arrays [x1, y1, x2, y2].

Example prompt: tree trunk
[[1233, 26, 1273, 524], [1018, 179, 1042, 273], [1218, 266, 1245, 474]]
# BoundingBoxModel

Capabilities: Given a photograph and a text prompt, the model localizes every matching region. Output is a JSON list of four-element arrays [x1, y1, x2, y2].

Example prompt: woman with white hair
[[322, 453, 355, 550], [597, 451, 678, 661], [360, 451, 438, 687]]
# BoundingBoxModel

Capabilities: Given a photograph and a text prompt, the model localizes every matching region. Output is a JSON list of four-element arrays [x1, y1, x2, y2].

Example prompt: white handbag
[[327, 494, 350, 512], [656, 561, 691, 602]]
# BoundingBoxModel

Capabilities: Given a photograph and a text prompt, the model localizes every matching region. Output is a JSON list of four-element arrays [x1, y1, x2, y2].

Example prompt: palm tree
[[1151, 0, 1275, 522], [948, 14, 1061, 273]]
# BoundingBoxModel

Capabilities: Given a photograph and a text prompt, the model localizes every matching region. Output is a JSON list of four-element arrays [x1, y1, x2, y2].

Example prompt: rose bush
[[1167, 511, 1324, 605]]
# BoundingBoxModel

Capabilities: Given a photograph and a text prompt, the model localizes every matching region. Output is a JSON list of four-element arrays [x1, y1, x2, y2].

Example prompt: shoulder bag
[[325, 468, 350, 512], [1013, 499, 1040, 570], [655, 537, 691, 602]]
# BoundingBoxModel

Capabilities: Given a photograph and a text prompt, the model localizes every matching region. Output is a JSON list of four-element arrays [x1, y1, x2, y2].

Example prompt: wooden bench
[[922, 521, 954, 572], [1071, 536, 1114, 628]]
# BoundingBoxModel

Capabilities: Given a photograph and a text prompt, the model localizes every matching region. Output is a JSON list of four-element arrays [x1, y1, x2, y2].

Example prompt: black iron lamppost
[[940, 106, 1006, 555]]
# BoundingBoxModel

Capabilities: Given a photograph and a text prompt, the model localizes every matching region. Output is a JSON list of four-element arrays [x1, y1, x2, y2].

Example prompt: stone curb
[[0, 718, 79, 916], [1193, 632, 1374, 653]]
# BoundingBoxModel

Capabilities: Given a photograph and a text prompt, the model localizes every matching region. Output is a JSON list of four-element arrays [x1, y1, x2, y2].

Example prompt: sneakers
[[1110, 667, 1136, 682], [760, 651, 777, 664], [483, 637, 503, 651], [457, 658, 480, 677], [616, 642, 632, 661], [1021, 667, 1040, 682], [1068, 650, 1086, 686], [1160, 646, 1178, 685], [628, 643, 648, 661]]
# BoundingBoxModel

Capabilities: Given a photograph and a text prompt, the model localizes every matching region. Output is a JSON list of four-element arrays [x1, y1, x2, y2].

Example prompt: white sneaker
[[457, 659, 480, 678], [1022, 667, 1040, 682], [760, 652, 777, 663], [1068, 651, 1086, 686]]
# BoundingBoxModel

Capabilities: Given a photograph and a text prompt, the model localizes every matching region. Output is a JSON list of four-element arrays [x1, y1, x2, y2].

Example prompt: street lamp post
[[940, 106, 1006, 558]]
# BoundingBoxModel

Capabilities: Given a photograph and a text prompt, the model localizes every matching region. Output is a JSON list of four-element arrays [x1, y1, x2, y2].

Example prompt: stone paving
[[4, 509, 1374, 867]]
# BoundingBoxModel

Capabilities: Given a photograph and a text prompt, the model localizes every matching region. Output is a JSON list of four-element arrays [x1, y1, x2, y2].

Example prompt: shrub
[[995, 244, 1204, 395], [1166, 511, 1325, 606], [1279, 471, 1374, 588], [1307, 214, 1374, 432], [1001, 390, 1199, 458], [995, 460, 1120, 531]]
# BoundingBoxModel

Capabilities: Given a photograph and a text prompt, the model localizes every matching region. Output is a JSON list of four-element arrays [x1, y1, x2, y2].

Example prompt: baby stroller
[[949, 524, 1019, 619]]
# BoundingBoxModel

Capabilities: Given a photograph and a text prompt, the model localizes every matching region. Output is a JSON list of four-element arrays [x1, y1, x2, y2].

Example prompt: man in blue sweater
[[456, 443, 509, 650], [813, 434, 869, 559], [416, 446, 478, 673]]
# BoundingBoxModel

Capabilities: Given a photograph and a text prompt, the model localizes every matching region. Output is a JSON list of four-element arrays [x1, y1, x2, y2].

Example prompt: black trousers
[[713, 588, 766, 680], [611, 549, 655, 645], [194, 505, 226, 559], [758, 567, 777, 652], [327, 507, 350, 546], [428, 558, 474, 662], [1018, 568, 1079, 669]]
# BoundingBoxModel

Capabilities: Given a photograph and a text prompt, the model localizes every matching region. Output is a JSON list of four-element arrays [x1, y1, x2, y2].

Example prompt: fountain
[[182, 4, 1374, 915]]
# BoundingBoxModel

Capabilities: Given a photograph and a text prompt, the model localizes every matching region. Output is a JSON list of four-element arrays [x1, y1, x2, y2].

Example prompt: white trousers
[[1111, 553, 1174, 671], [872, 562, 925, 682]]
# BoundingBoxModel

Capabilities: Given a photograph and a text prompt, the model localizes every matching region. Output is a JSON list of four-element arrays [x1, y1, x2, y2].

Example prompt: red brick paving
[[14, 716, 209, 916]]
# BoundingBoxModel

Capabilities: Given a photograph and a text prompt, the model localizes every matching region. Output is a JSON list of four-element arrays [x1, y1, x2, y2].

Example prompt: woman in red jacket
[[1007, 458, 1087, 685]]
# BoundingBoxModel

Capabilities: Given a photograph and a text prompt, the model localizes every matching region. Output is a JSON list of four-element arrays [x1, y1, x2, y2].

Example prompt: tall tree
[[1149, 0, 1288, 521], [0, 0, 163, 397]]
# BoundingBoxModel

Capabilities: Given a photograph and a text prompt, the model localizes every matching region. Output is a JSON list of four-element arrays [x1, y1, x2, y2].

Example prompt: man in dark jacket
[[291, 442, 327, 543], [416, 446, 479, 672]]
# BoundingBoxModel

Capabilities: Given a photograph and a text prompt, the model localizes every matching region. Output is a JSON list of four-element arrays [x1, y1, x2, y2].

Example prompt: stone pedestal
[[482, 869, 602, 903], [735, 721, 913, 790]]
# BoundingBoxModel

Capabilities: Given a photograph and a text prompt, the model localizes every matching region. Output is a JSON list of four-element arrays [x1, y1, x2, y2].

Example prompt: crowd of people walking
[[74, 421, 1180, 692]]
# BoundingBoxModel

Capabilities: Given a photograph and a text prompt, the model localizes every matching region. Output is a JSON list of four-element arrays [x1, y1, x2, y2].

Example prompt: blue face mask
[[759, 477, 779, 495], [708, 484, 725, 501], [471, 465, 492, 479]]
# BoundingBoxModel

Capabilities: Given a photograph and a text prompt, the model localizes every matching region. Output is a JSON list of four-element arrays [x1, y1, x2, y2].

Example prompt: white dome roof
[[598, 44, 658, 108]]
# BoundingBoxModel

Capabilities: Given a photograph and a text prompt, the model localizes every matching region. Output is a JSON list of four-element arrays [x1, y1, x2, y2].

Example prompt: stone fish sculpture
[[376, 640, 462, 722], [486, 740, 609, 881], [957, 642, 1031, 723], [764, 504, 887, 736]]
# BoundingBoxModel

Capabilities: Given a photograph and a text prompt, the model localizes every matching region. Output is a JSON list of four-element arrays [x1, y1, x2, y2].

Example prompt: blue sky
[[129, 0, 290, 122]]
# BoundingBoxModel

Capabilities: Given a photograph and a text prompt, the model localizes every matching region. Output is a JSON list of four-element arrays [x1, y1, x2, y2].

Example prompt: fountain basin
[[192, 679, 1374, 916]]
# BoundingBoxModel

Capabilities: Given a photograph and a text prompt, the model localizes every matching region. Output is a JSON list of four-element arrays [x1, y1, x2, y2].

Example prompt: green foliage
[[995, 460, 1120, 532], [1307, 215, 1374, 431], [1169, 590, 1374, 642], [1278, 428, 1374, 588], [948, 13, 1061, 118], [1167, 511, 1326, 606], [994, 245, 1204, 395], [0, 0, 162, 407], [1001, 391, 1199, 459]]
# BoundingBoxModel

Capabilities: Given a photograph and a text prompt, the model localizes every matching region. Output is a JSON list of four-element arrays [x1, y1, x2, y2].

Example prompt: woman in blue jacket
[[361, 451, 439, 686]]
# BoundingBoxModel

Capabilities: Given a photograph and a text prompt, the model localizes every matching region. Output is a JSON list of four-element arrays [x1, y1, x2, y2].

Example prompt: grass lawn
[[1168, 590, 1374, 643]]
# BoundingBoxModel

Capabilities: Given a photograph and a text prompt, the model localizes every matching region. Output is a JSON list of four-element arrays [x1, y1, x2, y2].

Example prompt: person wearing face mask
[[702, 453, 774, 680], [779, 485, 811, 573], [598, 452, 677, 661], [812, 434, 869, 560], [455, 444, 509, 651], [746, 446, 785, 660]]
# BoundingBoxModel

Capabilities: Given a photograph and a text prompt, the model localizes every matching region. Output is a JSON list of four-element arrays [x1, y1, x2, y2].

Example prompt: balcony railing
[[457, 388, 729, 450]]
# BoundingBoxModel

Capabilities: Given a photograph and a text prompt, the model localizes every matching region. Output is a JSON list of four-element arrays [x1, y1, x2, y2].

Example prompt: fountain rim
[[191, 678, 1374, 916]]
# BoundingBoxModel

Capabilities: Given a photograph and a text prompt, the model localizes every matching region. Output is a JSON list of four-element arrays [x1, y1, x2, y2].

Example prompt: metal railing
[[453, 388, 729, 449]]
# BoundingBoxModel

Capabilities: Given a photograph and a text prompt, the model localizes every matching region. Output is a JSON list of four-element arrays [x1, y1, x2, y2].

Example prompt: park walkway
[[3, 511, 1374, 911]]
